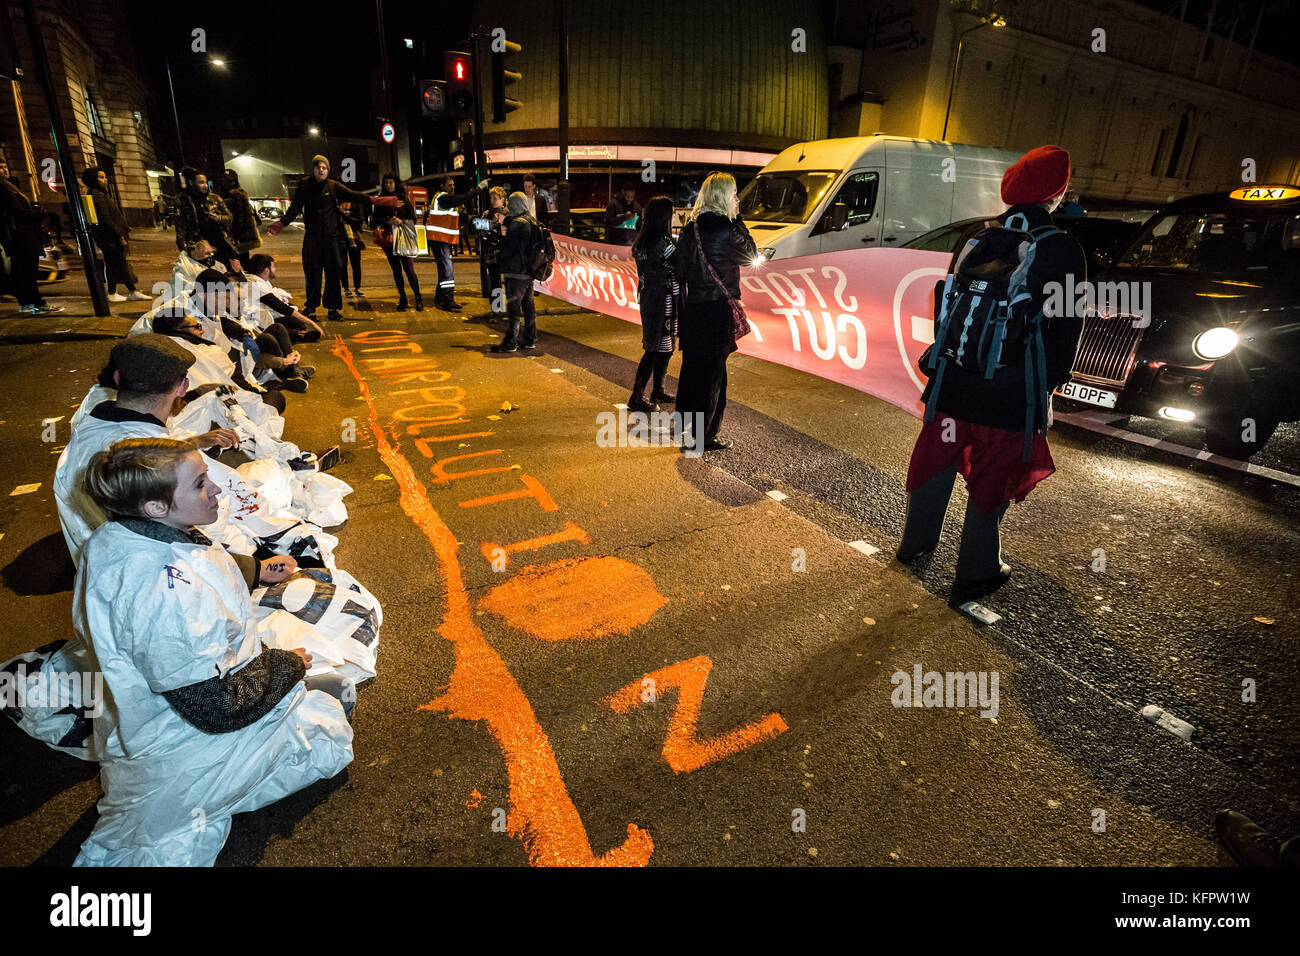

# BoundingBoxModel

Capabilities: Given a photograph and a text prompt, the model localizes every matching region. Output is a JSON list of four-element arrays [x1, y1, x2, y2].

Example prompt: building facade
[[469, 0, 830, 189], [827, 0, 1300, 204], [219, 137, 381, 201], [0, 0, 163, 225]]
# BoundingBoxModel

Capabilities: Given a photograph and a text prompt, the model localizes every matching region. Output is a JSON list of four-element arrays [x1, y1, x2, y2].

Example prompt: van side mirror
[[827, 203, 849, 232]]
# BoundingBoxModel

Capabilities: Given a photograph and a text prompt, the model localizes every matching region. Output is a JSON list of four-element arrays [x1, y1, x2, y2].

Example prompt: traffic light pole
[[20, 0, 109, 316], [556, 0, 570, 236], [470, 33, 488, 188]]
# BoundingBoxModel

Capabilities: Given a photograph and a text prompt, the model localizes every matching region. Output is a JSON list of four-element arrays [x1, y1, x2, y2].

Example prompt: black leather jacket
[[671, 211, 757, 304]]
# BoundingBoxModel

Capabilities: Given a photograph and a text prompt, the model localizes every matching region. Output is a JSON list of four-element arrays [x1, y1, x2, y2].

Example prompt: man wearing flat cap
[[268, 155, 373, 322], [55, 334, 240, 565]]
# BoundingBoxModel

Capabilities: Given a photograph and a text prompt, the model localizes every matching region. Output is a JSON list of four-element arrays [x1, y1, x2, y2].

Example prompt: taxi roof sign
[[1228, 185, 1300, 201]]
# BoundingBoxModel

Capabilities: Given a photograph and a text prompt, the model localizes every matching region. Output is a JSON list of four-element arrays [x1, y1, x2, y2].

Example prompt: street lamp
[[941, 14, 1007, 141], [164, 54, 230, 169], [308, 127, 321, 136]]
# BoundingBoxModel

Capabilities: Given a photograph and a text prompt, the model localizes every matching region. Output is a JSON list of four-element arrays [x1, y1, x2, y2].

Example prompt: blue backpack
[[922, 213, 1064, 461]]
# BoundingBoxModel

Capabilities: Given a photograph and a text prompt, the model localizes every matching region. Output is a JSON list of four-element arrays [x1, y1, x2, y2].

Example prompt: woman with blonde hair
[[670, 172, 757, 450], [72, 437, 354, 866]]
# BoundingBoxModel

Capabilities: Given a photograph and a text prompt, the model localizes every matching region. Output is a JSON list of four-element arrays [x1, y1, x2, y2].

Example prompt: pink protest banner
[[537, 235, 952, 417]]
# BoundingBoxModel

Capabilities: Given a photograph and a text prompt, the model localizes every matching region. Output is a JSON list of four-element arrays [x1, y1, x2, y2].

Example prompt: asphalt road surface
[[1, 230, 1296, 866]]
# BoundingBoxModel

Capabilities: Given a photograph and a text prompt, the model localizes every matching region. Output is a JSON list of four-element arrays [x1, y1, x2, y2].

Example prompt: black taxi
[[1056, 185, 1300, 458]]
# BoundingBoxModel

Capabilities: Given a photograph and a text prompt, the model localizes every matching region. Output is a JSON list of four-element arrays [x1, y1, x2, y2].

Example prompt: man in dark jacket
[[267, 155, 372, 321], [0, 158, 63, 315], [491, 192, 541, 352], [605, 182, 641, 246], [898, 144, 1086, 605], [81, 168, 149, 302]]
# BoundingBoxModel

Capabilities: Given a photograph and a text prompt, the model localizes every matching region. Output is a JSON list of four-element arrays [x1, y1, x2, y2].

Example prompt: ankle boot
[[415, 293, 424, 312]]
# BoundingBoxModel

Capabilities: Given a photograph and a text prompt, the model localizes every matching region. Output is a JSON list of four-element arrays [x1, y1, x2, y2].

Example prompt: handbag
[[373, 225, 393, 250], [691, 222, 750, 342], [393, 220, 420, 257]]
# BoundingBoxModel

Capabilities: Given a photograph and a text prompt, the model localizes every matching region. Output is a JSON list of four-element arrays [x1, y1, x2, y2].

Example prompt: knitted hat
[[311, 154, 329, 169], [109, 334, 195, 394], [1001, 145, 1071, 205]]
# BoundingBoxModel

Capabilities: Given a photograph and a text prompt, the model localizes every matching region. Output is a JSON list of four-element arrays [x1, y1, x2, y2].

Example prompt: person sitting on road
[[54, 335, 240, 566], [243, 253, 324, 342], [72, 436, 354, 866], [148, 271, 309, 412], [171, 238, 227, 299]]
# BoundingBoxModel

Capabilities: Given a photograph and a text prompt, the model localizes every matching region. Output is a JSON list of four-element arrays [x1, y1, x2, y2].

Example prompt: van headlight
[[1192, 327, 1238, 360]]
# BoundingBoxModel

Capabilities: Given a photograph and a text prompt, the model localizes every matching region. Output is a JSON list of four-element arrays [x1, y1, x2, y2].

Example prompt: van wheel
[[1203, 408, 1278, 459]]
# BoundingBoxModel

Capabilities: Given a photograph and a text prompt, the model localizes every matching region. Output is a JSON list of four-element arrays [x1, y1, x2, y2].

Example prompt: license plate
[[1057, 381, 1118, 409]]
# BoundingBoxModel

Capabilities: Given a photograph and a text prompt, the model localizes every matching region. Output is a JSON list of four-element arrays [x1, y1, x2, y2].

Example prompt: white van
[[738, 136, 1023, 260]]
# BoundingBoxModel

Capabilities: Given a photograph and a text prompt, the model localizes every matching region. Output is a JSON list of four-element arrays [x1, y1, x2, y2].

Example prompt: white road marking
[[848, 540, 879, 556], [766, 489, 789, 502], [959, 602, 1002, 625]]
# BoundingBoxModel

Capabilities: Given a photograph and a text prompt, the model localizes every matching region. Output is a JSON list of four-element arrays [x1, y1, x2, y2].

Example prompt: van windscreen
[[738, 171, 836, 224]]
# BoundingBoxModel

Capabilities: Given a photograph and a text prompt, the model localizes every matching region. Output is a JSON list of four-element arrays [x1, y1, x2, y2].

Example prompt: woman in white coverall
[[73, 438, 354, 866]]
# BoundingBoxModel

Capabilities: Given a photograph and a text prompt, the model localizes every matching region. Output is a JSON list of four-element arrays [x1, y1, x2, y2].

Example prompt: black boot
[[415, 292, 424, 312], [397, 295, 408, 311]]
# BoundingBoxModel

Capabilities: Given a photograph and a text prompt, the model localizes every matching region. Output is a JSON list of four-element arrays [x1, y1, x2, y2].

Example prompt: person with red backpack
[[491, 191, 552, 353], [897, 145, 1087, 605]]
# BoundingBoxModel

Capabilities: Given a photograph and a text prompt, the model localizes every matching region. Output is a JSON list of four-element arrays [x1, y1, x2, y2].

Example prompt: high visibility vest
[[428, 192, 460, 242]]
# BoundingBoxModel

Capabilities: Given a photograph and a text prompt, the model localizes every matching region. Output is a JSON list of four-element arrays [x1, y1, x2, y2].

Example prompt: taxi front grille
[[1070, 314, 1145, 387]]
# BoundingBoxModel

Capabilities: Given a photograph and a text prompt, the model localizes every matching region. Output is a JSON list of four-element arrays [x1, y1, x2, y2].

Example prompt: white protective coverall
[[72, 520, 353, 866]]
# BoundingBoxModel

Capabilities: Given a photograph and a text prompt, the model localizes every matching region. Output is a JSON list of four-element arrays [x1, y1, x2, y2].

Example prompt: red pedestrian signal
[[444, 51, 473, 120]]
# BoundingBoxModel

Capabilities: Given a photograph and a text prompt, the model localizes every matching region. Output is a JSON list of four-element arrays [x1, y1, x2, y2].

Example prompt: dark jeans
[[99, 240, 136, 293], [345, 243, 362, 290], [383, 247, 420, 301], [632, 351, 671, 401], [674, 300, 732, 439], [432, 241, 454, 297], [6, 238, 43, 307], [255, 323, 298, 378], [302, 233, 346, 313], [504, 276, 536, 347], [485, 262, 503, 312], [899, 464, 1011, 582]]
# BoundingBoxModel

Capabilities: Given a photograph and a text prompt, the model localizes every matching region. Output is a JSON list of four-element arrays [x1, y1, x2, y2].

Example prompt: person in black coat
[[491, 191, 543, 352], [629, 197, 681, 411], [267, 155, 373, 321], [370, 172, 422, 311], [81, 167, 148, 302], [0, 157, 63, 314], [898, 145, 1086, 605], [670, 172, 757, 450]]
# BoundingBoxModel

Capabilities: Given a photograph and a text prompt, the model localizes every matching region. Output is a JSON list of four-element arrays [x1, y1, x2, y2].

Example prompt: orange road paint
[[334, 334, 654, 866], [603, 656, 788, 774], [430, 450, 512, 484], [480, 521, 593, 569], [459, 473, 559, 512], [466, 788, 483, 808], [480, 556, 665, 641]]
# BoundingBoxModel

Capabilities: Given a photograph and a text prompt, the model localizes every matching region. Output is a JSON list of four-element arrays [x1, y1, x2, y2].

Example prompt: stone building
[[0, 0, 162, 226], [827, 0, 1300, 204], [470, 0, 830, 201]]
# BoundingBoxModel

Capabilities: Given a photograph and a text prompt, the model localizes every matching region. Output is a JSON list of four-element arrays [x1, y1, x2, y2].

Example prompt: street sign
[[381, 122, 396, 144]]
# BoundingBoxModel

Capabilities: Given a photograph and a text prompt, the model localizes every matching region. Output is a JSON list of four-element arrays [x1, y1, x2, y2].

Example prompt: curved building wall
[[472, 0, 829, 151]]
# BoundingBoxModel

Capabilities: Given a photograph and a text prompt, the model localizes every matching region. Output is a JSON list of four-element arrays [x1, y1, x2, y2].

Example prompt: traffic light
[[491, 39, 522, 123], [444, 51, 473, 120], [420, 79, 446, 118]]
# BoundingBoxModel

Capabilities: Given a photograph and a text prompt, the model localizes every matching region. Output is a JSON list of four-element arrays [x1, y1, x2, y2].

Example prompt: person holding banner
[[629, 197, 681, 411], [898, 145, 1086, 605], [671, 172, 757, 451]]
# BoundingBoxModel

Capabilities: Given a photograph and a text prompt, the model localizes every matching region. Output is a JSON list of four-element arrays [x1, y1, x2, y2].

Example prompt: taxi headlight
[[1192, 327, 1238, 361]]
